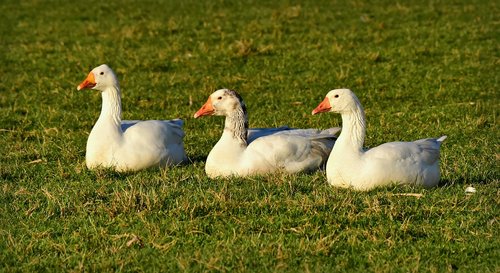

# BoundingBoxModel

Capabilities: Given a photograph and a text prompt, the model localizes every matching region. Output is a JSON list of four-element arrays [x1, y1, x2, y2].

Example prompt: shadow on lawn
[[186, 155, 208, 165], [438, 176, 495, 188]]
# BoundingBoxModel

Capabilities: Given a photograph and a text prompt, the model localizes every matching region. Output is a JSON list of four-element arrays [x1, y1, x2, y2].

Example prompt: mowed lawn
[[0, 0, 498, 272]]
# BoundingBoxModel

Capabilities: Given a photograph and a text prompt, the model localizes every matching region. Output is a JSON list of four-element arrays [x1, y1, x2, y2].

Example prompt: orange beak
[[194, 97, 215, 118], [77, 72, 96, 90], [312, 97, 332, 115]]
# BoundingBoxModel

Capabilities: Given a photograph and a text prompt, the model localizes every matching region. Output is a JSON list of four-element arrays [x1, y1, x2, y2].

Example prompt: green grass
[[0, 0, 498, 271]]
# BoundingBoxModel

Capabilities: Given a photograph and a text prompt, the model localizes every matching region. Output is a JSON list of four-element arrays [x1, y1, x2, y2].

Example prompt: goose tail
[[437, 135, 447, 143]]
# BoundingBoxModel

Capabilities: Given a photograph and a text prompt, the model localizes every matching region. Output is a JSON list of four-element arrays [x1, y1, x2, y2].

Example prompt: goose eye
[[100, 72, 104, 75], [217, 96, 222, 100], [334, 94, 339, 98]]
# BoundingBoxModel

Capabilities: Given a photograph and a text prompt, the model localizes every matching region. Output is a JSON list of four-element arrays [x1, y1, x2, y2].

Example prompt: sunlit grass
[[0, 0, 498, 271]]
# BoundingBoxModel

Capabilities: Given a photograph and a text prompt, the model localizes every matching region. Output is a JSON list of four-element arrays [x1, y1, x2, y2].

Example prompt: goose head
[[312, 88, 361, 115], [77, 64, 119, 91], [194, 89, 246, 118]]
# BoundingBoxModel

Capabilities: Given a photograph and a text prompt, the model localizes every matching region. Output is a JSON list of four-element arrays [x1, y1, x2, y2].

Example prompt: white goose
[[77, 64, 187, 172], [312, 88, 446, 191], [194, 89, 340, 178]]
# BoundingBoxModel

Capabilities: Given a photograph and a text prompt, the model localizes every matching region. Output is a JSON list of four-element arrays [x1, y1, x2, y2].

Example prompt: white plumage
[[77, 64, 186, 172], [194, 89, 339, 178], [312, 88, 446, 190]]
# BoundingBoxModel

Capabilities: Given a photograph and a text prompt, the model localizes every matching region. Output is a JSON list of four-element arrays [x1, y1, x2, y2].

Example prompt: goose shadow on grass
[[437, 176, 497, 188], [186, 155, 208, 165], [80, 155, 207, 179]]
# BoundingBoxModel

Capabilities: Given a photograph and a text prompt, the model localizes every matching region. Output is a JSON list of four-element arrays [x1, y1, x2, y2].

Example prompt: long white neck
[[335, 104, 366, 153], [86, 84, 124, 166], [97, 84, 122, 130]]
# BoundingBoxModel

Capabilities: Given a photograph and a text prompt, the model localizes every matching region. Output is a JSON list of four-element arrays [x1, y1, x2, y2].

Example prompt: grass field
[[0, 0, 498, 271]]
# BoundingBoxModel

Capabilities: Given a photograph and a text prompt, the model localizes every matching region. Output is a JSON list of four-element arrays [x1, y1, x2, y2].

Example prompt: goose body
[[194, 89, 339, 178], [312, 88, 446, 191], [77, 64, 186, 172]]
